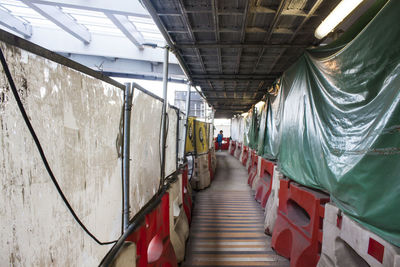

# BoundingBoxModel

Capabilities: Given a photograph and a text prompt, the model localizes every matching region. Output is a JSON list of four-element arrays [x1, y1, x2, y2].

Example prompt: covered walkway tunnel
[[1, 0, 400, 266]]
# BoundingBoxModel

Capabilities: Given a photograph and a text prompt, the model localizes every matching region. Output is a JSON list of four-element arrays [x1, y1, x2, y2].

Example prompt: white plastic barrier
[[263, 165, 283, 235], [239, 145, 244, 163], [234, 143, 242, 159], [168, 174, 189, 263], [318, 203, 400, 267], [210, 147, 217, 174], [191, 153, 210, 190], [251, 156, 263, 191], [111, 243, 136, 267], [245, 149, 252, 171]]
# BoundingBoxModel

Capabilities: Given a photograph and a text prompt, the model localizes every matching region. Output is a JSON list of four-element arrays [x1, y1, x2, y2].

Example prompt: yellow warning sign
[[195, 120, 209, 154], [185, 117, 195, 153]]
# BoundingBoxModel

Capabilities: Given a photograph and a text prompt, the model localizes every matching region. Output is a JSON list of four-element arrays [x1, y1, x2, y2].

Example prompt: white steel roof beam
[[21, 1, 91, 44], [26, 0, 150, 18], [106, 14, 144, 49], [0, 9, 32, 38], [24, 27, 179, 64]]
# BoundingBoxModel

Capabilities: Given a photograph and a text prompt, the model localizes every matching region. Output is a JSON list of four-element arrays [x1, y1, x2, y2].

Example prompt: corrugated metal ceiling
[[142, 0, 341, 117]]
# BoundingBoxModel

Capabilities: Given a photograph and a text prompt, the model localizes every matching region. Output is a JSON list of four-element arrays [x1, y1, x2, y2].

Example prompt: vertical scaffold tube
[[123, 83, 133, 232], [160, 47, 169, 186], [183, 83, 191, 155]]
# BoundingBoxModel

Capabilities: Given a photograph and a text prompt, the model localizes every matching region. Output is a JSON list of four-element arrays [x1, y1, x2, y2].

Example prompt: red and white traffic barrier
[[250, 156, 263, 191], [229, 141, 236, 156], [245, 148, 252, 170], [254, 159, 275, 208], [168, 175, 190, 263], [234, 142, 242, 159], [271, 179, 330, 267], [263, 165, 284, 235], [318, 203, 400, 267], [126, 193, 178, 267], [191, 153, 211, 190], [247, 152, 258, 188]]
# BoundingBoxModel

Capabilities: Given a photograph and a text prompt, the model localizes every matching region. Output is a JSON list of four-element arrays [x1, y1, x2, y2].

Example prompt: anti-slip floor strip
[[183, 152, 289, 267]]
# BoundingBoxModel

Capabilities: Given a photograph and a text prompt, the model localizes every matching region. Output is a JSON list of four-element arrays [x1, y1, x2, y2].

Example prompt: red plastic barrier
[[247, 152, 258, 186], [271, 179, 330, 267], [254, 159, 275, 208], [230, 141, 236, 155], [127, 193, 178, 267], [214, 137, 230, 150], [208, 152, 214, 181], [241, 146, 249, 166], [181, 165, 192, 223]]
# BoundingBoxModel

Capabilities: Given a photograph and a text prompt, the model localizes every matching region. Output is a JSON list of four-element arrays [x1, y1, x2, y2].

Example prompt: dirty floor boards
[[183, 152, 289, 267]]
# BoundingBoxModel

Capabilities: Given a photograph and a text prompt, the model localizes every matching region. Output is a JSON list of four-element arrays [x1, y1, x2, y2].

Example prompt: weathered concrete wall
[[166, 106, 177, 177], [130, 90, 162, 217], [177, 111, 185, 162], [0, 42, 123, 266], [129, 94, 179, 217]]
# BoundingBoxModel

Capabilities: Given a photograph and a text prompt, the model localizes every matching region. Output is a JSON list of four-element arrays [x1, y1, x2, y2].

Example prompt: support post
[[122, 82, 133, 232], [160, 47, 169, 186], [211, 108, 215, 148], [183, 83, 191, 156]]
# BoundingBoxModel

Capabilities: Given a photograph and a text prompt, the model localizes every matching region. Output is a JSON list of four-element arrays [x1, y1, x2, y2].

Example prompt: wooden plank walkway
[[183, 152, 289, 267]]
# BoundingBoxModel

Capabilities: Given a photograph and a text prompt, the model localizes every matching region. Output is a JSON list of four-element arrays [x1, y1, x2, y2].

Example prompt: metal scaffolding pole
[[183, 83, 191, 156], [122, 82, 132, 232], [160, 46, 169, 186]]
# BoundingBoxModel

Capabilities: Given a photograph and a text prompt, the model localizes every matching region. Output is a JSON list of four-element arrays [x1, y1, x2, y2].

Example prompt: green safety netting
[[275, 0, 400, 246]]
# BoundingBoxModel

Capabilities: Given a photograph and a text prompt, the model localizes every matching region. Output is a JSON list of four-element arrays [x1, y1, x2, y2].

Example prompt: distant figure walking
[[217, 130, 223, 151]]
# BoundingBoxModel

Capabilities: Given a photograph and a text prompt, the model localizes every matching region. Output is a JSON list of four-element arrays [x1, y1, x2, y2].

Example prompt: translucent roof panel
[[0, 0, 58, 29], [0, 0, 166, 45], [60, 7, 124, 37], [128, 16, 165, 45]]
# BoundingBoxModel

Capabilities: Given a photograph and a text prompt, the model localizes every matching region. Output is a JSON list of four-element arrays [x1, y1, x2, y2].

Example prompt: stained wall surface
[[0, 41, 123, 266], [165, 106, 178, 177], [129, 90, 162, 217], [129, 91, 179, 216]]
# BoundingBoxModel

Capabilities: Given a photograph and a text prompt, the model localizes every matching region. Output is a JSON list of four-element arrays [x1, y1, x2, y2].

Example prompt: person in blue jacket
[[217, 130, 223, 151]]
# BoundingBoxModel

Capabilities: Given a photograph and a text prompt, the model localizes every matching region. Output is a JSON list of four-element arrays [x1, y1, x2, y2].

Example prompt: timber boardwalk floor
[[183, 152, 289, 267]]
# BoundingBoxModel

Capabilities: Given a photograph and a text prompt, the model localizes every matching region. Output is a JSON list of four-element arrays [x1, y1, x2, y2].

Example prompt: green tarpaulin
[[257, 102, 267, 155], [248, 107, 260, 150], [243, 112, 251, 146], [276, 0, 400, 246], [263, 84, 288, 160]]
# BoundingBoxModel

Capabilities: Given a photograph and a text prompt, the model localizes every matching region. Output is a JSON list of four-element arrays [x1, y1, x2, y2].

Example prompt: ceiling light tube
[[315, 0, 364, 39]]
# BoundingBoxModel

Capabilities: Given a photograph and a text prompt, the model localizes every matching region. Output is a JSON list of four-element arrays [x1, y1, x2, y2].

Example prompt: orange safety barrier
[[254, 158, 275, 208], [271, 179, 330, 267], [127, 193, 178, 267]]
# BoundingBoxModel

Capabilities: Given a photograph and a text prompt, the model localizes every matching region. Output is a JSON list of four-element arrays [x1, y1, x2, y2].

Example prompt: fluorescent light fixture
[[315, 0, 364, 39]]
